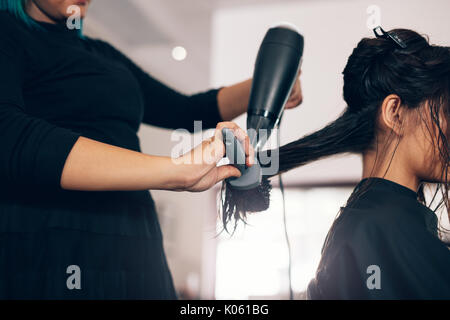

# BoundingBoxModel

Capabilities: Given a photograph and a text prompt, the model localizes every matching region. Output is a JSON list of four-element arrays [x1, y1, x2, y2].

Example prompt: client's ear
[[379, 94, 405, 136]]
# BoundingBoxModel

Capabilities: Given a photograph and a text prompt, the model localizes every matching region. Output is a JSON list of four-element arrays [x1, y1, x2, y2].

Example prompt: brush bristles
[[220, 177, 272, 234]]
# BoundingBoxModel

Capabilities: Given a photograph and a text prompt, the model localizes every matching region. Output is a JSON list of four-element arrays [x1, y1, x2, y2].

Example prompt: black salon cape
[[307, 177, 450, 299], [0, 12, 222, 299]]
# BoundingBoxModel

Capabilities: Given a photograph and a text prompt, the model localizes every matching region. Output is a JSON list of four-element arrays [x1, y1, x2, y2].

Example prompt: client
[[221, 28, 450, 299]]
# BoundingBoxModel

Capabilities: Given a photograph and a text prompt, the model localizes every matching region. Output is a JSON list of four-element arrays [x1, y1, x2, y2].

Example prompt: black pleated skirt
[[0, 188, 177, 300]]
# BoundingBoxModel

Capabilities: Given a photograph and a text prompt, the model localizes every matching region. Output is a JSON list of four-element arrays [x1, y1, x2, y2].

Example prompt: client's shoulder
[[331, 206, 389, 242], [332, 193, 435, 247]]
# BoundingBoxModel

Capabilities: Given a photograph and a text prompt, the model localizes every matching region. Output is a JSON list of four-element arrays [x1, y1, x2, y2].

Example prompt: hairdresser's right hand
[[175, 122, 255, 192], [60, 122, 252, 193]]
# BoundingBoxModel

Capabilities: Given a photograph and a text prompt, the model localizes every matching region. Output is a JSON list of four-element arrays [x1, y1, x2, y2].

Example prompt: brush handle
[[222, 128, 246, 173], [222, 128, 262, 190]]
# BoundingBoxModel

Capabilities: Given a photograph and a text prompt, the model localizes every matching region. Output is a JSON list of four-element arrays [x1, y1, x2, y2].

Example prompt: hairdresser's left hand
[[285, 70, 303, 109], [217, 70, 303, 121]]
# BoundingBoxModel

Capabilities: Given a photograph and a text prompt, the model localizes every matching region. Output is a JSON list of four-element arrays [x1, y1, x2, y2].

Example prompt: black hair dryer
[[223, 23, 304, 190]]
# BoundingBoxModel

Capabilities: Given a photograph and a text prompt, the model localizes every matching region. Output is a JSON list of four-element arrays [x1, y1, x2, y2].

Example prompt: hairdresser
[[0, 0, 302, 299]]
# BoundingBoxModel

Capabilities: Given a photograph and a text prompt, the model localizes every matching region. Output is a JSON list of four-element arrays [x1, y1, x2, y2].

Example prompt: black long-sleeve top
[[0, 11, 222, 299], [307, 177, 450, 299]]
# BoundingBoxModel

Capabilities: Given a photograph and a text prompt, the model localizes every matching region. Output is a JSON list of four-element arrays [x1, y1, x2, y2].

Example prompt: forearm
[[60, 137, 193, 191], [217, 78, 252, 121]]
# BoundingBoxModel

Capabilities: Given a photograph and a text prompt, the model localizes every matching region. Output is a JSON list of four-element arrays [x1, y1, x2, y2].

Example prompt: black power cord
[[275, 121, 293, 300], [279, 173, 293, 300]]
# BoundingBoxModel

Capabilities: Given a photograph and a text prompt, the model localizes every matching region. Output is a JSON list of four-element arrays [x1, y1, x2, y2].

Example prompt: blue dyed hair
[[0, 0, 37, 27], [0, 0, 84, 36]]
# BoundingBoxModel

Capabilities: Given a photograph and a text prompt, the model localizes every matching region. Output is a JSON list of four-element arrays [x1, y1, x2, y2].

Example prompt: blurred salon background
[[83, 0, 450, 299]]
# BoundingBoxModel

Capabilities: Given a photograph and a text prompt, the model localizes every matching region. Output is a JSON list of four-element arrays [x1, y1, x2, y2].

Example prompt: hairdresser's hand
[[176, 122, 254, 192], [217, 70, 303, 120], [285, 70, 303, 109]]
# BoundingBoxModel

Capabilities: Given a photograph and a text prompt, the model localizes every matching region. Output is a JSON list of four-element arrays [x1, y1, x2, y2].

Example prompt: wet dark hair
[[220, 28, 450, 236]]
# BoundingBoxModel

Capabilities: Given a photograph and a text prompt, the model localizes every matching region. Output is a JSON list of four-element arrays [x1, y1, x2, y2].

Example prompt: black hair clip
[[373, 26, 407, 49]]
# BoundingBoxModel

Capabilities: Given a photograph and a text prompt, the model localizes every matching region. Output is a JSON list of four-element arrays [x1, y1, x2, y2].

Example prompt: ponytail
[[276, 108, 376, 174]]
